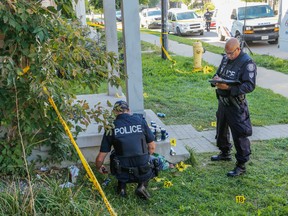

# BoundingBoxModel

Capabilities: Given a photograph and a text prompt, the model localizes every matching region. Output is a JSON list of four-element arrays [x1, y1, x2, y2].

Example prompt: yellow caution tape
[[87, 21, 105, 29], [175, 69, 195, 75], [43, 86, 117, 216], [192, 68, 202, 73], [18, 65, 30, 76], [159, 35, 196, 75], [22, 66, 30, 74], [159, 35, 213, 75], [160, 34, 176, 65]]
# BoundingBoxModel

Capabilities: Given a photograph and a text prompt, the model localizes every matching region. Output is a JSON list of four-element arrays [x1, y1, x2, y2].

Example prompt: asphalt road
[[185, 29, 288, 60]]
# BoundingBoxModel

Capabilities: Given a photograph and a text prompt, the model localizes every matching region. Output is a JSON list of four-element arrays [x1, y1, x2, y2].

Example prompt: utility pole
[[161, 0, 168, 59]]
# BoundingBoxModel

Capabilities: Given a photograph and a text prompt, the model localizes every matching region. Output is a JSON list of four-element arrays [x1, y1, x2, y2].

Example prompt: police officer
[[210, 38, 257, 177], [204, 9, 212, 32], [95, 100, 157, 199]]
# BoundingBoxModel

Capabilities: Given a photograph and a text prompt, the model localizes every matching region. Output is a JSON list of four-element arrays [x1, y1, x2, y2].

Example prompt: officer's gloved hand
[[98, 165, 108, 174]]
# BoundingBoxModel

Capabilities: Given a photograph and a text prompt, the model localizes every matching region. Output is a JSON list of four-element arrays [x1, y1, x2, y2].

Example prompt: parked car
[[116, 10, 122, 21], [210, 10, 216, 29], [139, 7, 161, 29], [91, 17, 105, 26], [168, 8, 205, 36], [215, 2, 279, 43]]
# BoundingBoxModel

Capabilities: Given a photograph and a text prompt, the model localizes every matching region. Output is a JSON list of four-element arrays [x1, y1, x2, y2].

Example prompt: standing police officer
[[204, 9, 212, 32], [210, 38, 257, 177], [95, 100, 157, 199]]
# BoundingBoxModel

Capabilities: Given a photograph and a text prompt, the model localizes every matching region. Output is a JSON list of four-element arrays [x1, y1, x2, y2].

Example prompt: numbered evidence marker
[[164, 180, 173, 188], [170, 138, 177, 146], [211, 121, 216, 127], [236, 195, 246, 203]]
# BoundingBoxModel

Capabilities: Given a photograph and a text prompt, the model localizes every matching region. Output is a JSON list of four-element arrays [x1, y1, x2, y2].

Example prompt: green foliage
[[147, 0, 160, 8], [54, 0, 77, 19], [204, 2, 215, 11], [0, 0, 124, 175], [89, 0, 150, 11]]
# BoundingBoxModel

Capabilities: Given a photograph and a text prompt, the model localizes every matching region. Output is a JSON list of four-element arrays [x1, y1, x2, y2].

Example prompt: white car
[[139, 8, 161, 29], [168, 8, 204, 36]]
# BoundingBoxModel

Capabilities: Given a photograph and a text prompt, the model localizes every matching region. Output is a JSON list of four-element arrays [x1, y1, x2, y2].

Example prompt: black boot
[[211, 152, 232, 161], [117, 182, 127, 197], [227, 163, 246, 177], [135, 183, 151, 200]]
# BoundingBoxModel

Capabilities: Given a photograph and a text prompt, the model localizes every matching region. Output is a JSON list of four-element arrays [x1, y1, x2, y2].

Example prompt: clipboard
[[208, 79, 241, 85]]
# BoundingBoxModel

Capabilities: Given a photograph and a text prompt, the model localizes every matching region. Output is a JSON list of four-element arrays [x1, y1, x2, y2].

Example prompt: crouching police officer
[[95, 100, 159, 199]]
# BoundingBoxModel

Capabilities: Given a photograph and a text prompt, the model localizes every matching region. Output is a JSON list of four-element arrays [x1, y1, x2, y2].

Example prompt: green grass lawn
[[141, 51, 288, 130], [71, 46, 288, 130], [1, 138, 287, 215]]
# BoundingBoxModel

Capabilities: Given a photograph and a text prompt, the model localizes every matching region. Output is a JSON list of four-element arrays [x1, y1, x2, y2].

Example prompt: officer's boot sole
[[211, 155, 232, 161], [227, 167, 246, 177], [135, 186, 151, 200]]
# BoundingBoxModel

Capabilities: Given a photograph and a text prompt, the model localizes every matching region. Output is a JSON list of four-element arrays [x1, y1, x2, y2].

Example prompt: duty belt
[[218, 95, 245, 109], [119, 163, 151, 176]]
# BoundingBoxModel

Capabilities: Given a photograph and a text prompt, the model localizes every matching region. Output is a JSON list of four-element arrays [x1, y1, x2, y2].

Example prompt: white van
[[167, 8, 204, 36], [278, 0, 288, 51], [139, 8, 161, 29], [216, 2, 279, 44]]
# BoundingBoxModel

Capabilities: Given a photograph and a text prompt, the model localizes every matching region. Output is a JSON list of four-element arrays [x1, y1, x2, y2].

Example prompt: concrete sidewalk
[[140, 33, 288, 158]]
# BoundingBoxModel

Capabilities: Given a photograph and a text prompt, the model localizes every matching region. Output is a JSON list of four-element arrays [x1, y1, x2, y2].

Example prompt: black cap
[[113, 100, 129, 112]]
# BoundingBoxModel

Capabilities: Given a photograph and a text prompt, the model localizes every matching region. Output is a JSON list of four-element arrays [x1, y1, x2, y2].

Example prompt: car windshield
[[147, 10, 161, 16], [176, 11, 197, 20], [238, 5, 275, 20]]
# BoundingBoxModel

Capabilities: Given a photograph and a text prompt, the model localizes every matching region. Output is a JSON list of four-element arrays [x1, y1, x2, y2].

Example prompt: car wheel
[[235, 33, 242, 42], [268, 39, 278, 44], [200, 31, 204, 36], [176, 27, 182, 36], [218, 28, 225, 41]]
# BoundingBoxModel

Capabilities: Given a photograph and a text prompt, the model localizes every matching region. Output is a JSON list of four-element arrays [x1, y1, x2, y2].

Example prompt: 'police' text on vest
[[115, 125, 143, 135]]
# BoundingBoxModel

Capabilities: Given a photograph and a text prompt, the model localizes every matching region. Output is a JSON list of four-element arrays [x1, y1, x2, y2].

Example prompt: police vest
[[217, 52, 251, 96], [112, 114, 149, 166]]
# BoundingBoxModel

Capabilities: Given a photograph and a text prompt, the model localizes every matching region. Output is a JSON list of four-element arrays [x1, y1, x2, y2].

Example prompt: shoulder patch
[[246, 63, 256, 72]]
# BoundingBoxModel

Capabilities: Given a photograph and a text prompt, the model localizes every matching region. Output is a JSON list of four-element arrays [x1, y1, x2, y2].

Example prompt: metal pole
[[161, 0, 168, 59]]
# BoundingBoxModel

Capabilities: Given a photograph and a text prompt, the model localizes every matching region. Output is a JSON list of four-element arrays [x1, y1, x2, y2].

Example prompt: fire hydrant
[[193, 41, 205, 70]]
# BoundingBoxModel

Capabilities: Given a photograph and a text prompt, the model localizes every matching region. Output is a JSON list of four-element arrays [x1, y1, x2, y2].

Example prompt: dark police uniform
[[204, 10, 212, 31], [100, 113, 155, 183], [213, 51, 257, 164]]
